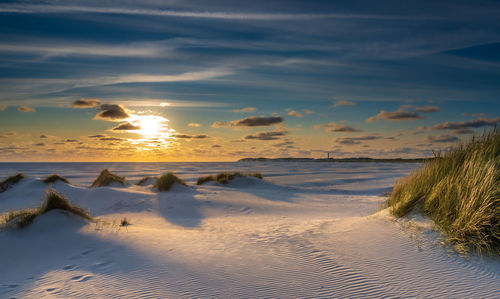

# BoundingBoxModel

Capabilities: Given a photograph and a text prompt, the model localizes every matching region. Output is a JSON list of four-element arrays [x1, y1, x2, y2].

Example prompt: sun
[[127, 114, 171, 138]]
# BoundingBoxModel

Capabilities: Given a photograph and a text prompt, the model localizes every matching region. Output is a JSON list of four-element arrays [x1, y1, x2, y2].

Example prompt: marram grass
[[387, 128, 499, 255], [0, 173, 26, 193], [43, 174, 70, 185], [197, 172, 263, 185], [3, 189, 92, 229], [91, 169, 126, 187], [154, 172, 187, 191]]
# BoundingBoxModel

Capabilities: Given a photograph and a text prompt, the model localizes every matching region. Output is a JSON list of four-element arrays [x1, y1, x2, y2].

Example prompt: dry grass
[[137, 176, 155, 186], [387, 128, 500, 255], [197, 172, 263, 185], [2, 189, 92, 229], [154, 172, 187, 191], [0, 173, 26, 193], [91, 169, 126, 187], [43, 174, 70, 185]]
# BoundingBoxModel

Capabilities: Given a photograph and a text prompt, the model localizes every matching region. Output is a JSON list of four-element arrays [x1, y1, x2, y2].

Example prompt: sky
[[0, 0, 499, 162]]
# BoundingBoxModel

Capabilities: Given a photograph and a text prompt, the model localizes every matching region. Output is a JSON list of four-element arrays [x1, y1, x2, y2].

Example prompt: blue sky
[[0, 0, 499, 161]]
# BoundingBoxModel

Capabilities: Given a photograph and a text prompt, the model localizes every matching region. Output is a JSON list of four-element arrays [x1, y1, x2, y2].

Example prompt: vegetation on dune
[[43, 174, 70, 185], [91, 169, 127, 187], [137, 176, 155, 186], [2, 189, 92, 229], [387, 128, 500, 254], [154, 172, 187, 191], [0, 173, 26, 193], [197, 172, 263, 185]]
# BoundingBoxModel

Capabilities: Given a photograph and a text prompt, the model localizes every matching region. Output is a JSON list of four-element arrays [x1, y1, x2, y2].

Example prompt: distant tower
[[327, 152, 330, 159]]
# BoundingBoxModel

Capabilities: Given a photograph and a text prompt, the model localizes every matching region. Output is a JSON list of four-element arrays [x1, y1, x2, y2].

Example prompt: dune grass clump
[[197, 172, 263, 185], [43, 174, 70, 185], [154, 172, 187, 191], [91, 169, 126, 187], [387, 128, 500, 254], [0, 173, 26, 193], [137, 176, 155, 186], [2, 189, 92, 229]]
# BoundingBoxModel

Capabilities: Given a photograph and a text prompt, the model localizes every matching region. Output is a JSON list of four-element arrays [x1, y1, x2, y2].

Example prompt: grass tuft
[[137, 176, 155, 186], [196, 172, 263, 185], [91, 169, 126, 187], [43, 174, 70, 185], [154, 172, 187, 191], [120, 218, 130, 227], [0, 173, 26, 193], [3, 189, 92, 229], [387, 128, 500, 255]]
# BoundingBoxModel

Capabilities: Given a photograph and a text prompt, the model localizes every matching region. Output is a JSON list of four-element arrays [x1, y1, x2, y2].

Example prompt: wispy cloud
[[244, 131, 287, 141], [0, 4, 434, 21], [212, 116, 283, 128], [426, 134, 459, 143], [188, 123, 201, 127], [429, 117, 500, 130], [233, 107, 256, 113], [286, 109, 303, 118], [172, 134, 209, 139], [366, 110, 423, 122], [414, 105, 440, 113], [332, 100, 356, 107], [314, 122, 361, 133], [72, 98, 100, 108], [335, 135, 383, 145], [18, 105, 35, 112]]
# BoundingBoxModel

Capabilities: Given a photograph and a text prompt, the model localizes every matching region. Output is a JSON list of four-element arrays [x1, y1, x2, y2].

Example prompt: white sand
[[0, 163, 498, 298]]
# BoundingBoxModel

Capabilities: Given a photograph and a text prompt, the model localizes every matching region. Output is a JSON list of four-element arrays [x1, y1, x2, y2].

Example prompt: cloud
[[212, 116, 283, 128], [172, 134, 209, 139], [414, 106, 440, 113], [212, 144, 222, 148], [100, 137, 125, 141], [34, 142, 45, 146], [244, 131, 287, 141], [188, 122, 201, 127], [0, 105, 6, 111], [64, 139, 79, 143], [94, 104, 130, 121], [18, 105, 35, 112], [366, 110, 423, 122], [0, 4, 430, 21], [39, 134, 47, 138], [332, 100, 356, 107], [302, 109, 315, 115], [233, 107, 256, 113], [112, 122, 141, 131], [286, 109, 303, 118], [88, 134, 107, 138], [426, 134, 459, 143], [429, 117, 500, 130], [72, 98, 100, 108], [452, 129, 474, 135], [273, 140, 295, 147], [335, 135, 382, 145], [314, 122, 361, 132]]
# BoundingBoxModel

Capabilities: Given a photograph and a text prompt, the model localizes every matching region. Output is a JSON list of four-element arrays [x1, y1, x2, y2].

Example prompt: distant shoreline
[[238, 157, 430, 163]]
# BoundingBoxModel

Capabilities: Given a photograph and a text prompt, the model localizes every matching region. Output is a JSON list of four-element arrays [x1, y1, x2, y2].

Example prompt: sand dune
[[0, 162, 498, 298]]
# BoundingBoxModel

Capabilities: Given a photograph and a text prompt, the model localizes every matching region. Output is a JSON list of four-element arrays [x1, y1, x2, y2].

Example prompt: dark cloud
[[64, 139, 79, 143], [332, 100, 356, 107], [94, 104, 130, 121], [72, 98, 101, 108], [212, 144, 222, 148], [314, 122, 361, 132], [452, 129, 474, 135], [212, 116, 283, 128], [112, 122, 141, 131], [88, 134, 107, 138], [34, 142, 45, 146], [39, 134, 48, 138], [273, 140, 295, 147], [426, 134, 459, 143], [429, 117, 500, 130], [244, 131, 287, 140], [100, 137, 125, 141], [18, 105, 35, 112], [335, 135, 382, 145], [366, 110, 423, 122], [414, 106, 440, 113], [173, 134, 209, 139], [232, 107, 256, 113]]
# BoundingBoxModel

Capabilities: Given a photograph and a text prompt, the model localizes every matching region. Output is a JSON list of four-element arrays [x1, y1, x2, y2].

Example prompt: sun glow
[[125, 114, 174, 148]]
